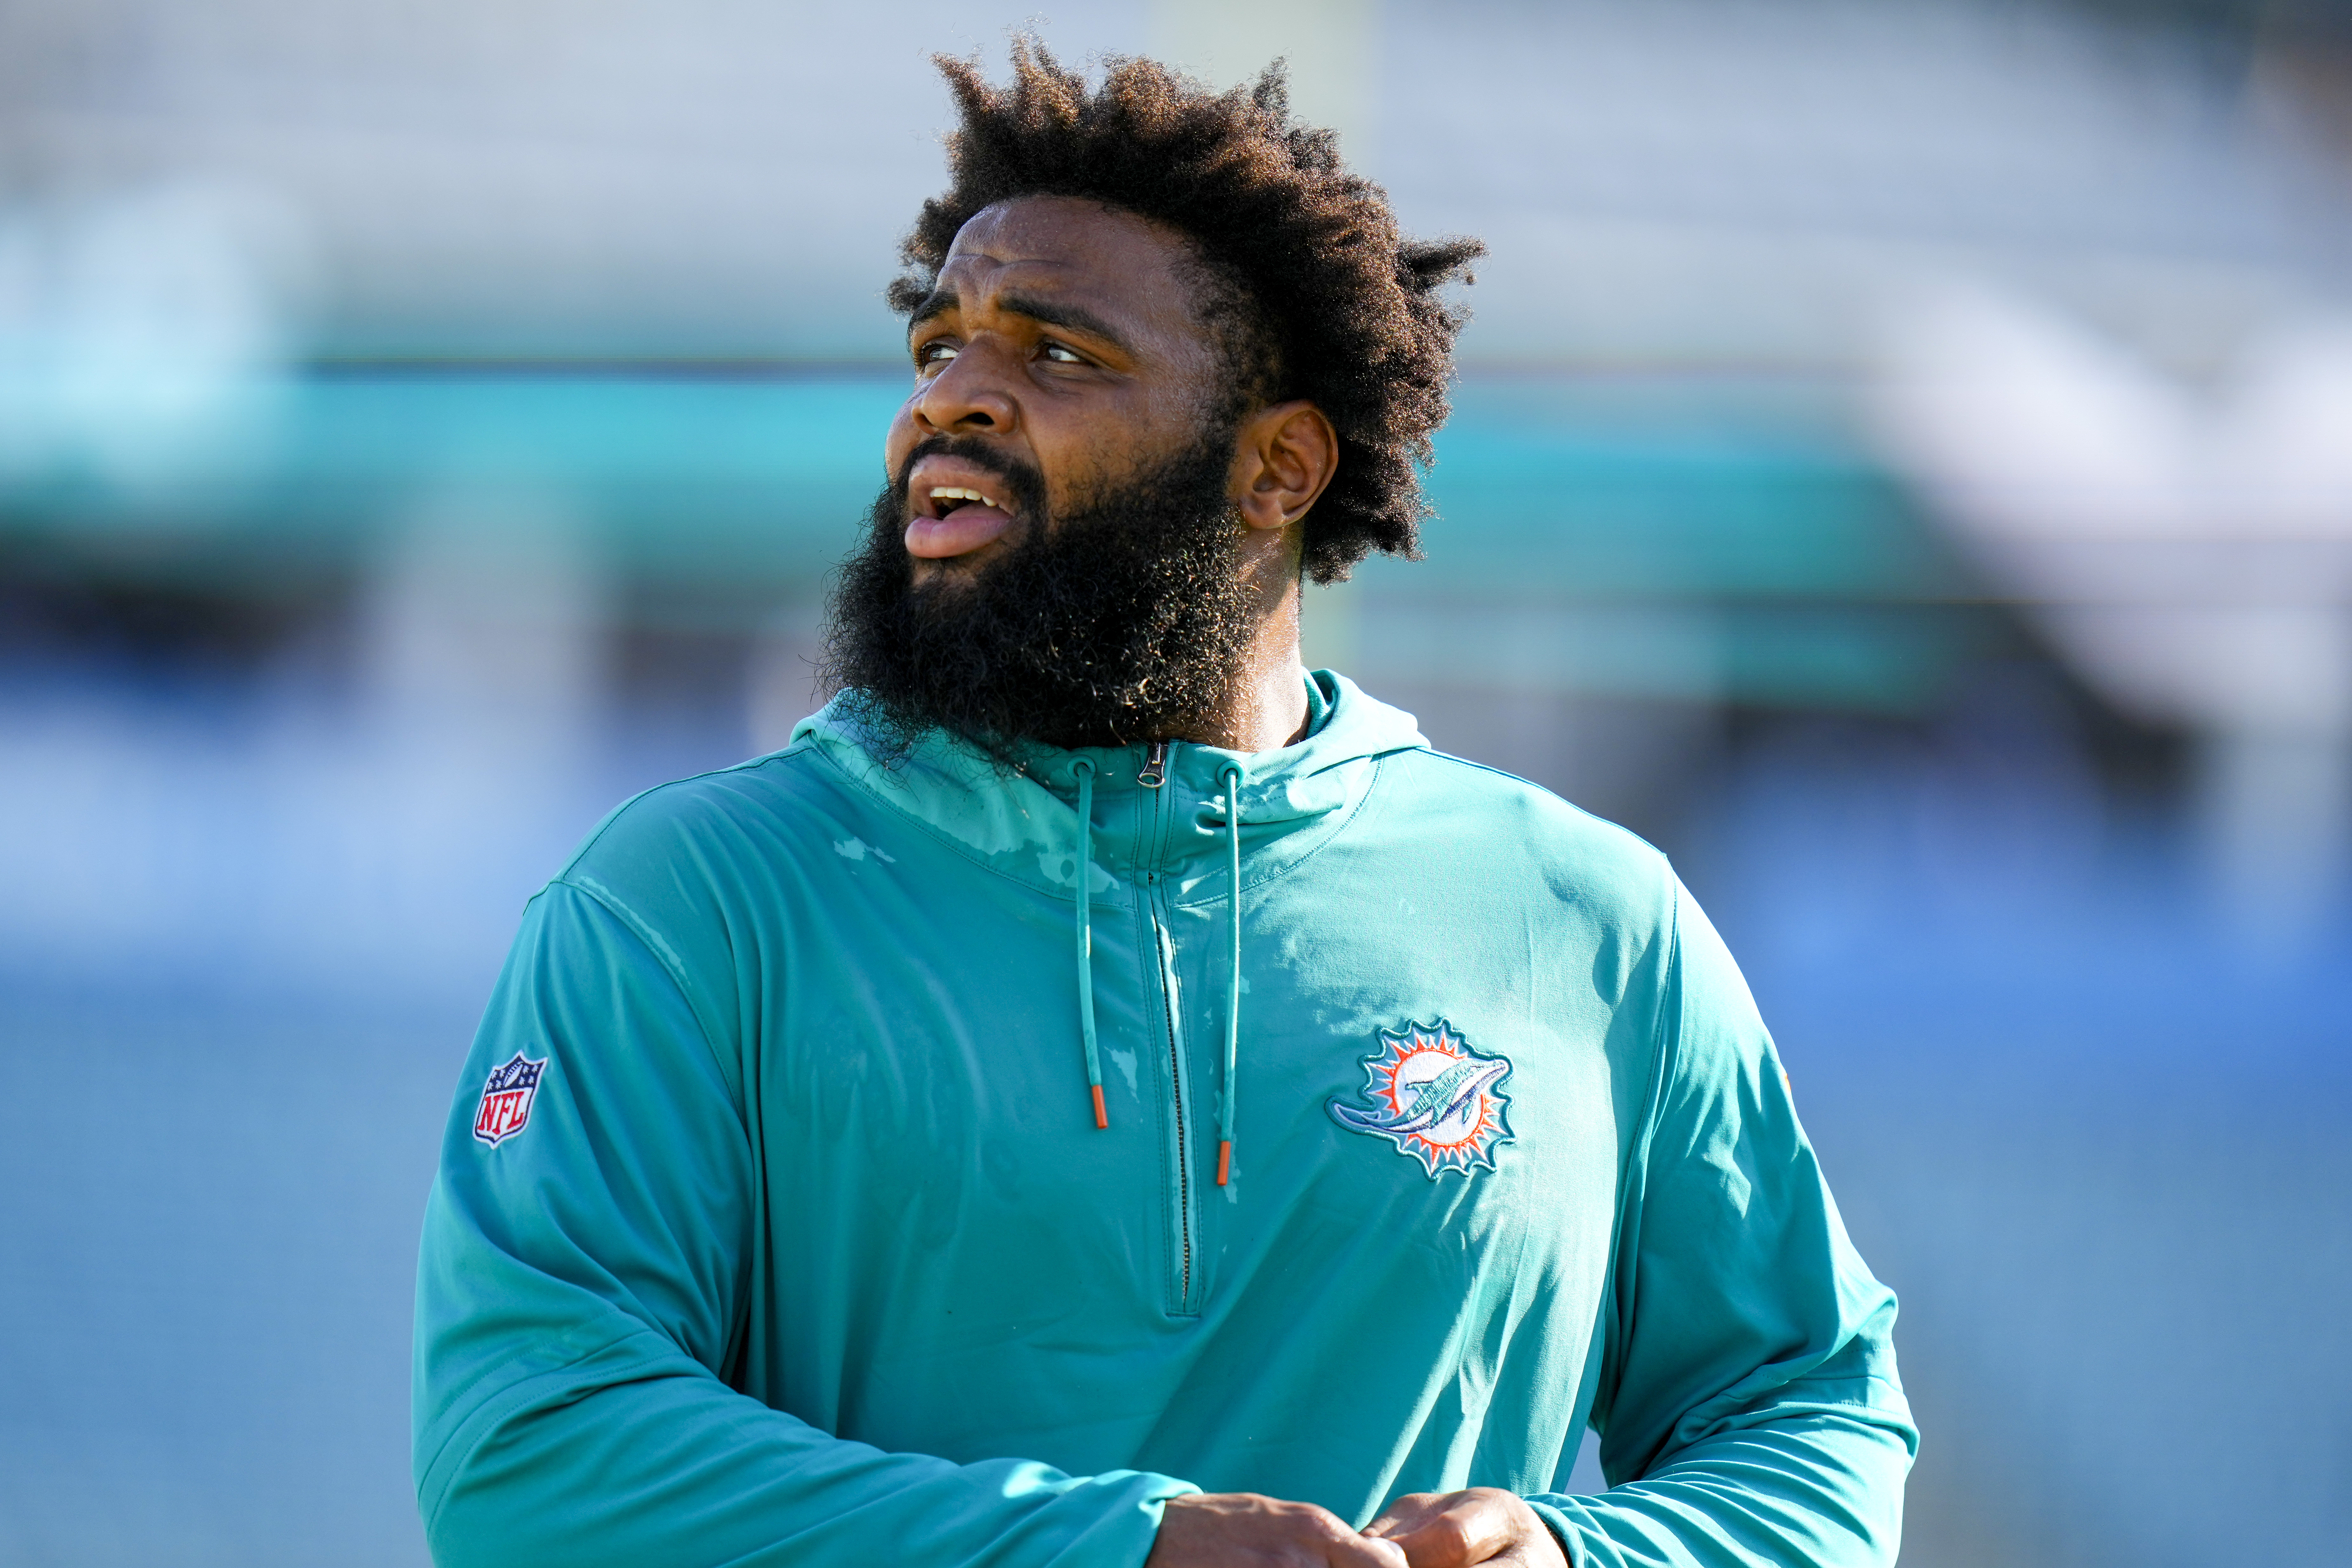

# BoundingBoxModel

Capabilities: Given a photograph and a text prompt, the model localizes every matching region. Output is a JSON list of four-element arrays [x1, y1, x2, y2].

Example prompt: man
[[414, 44, 1914, 1568]]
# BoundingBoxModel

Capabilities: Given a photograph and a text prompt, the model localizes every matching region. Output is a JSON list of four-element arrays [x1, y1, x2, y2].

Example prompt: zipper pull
[[1137, 740, 1169, 788]]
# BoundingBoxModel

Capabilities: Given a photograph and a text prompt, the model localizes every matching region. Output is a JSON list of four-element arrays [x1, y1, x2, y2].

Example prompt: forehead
[[934, 196, 1212, 346]]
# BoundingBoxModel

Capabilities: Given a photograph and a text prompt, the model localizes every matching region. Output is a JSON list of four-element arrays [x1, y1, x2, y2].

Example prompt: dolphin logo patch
[[1328, 1020, 1514, 1178]]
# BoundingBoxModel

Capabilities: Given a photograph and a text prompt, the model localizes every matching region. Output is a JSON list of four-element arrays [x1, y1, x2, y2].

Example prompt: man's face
[[826, 195, 1269, 753], [885, 195, 1232, 581]]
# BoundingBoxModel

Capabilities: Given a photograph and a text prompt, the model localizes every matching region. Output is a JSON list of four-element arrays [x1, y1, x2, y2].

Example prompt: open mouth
[[920, 484, 1012, 523], [905, 474, 1021, 560]]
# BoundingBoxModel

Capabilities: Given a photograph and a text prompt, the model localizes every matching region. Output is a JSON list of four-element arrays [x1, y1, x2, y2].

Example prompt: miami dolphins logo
[[1327, 1020, 1514, 1178]]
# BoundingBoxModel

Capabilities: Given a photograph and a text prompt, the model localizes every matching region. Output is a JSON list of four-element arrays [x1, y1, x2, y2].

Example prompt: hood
[[787, 669, 1428, 904]]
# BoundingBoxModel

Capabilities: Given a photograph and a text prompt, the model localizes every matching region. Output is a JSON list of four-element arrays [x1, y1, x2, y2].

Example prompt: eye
[[1039, 341, 1085, 365], [916, 340, 959, 367]]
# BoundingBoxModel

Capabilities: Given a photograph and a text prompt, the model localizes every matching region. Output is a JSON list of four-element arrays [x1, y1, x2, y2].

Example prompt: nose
[[911, 344, 1019, 438]]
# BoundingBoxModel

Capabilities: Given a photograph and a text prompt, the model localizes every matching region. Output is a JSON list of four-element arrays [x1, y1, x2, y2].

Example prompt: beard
[[822, 422, 1260, 756]]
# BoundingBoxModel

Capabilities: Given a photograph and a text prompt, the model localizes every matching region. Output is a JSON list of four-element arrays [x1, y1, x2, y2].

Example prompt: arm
[[412, 879, 1195, 1568], [1530, 880, 1915, 1566], [1372, 880, 1915, 1568]]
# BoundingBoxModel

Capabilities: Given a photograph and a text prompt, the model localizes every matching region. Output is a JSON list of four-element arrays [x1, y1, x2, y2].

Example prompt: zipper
[[1139, 738, 1199, 1314], [1156, 919, 1196, 1313]]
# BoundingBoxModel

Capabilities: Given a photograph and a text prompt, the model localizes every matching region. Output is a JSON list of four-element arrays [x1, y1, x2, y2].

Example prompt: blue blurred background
[[3, 2, 2349, 1563]]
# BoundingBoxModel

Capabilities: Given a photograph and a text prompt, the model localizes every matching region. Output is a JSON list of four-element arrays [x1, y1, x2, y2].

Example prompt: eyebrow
[[906, 288, 1134, 356]]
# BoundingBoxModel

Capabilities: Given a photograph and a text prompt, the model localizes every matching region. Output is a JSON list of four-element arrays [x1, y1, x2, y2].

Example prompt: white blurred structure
[[1876, 288, 2352, 931], [0, 183, 304, 487]]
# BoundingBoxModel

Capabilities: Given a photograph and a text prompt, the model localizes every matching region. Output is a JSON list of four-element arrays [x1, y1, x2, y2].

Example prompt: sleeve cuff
[[1521, 1496, 1586, 1568]]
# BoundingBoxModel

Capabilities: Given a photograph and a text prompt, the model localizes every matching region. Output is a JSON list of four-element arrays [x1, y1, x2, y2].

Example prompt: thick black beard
[[823, 425, 1259, 757]]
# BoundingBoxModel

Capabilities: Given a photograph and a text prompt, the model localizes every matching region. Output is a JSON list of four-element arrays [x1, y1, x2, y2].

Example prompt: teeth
[[928, 486, 1001, 512]]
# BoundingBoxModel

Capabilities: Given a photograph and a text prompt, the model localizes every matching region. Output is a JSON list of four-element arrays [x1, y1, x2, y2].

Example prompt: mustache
[[891, 434, 1048, 520]]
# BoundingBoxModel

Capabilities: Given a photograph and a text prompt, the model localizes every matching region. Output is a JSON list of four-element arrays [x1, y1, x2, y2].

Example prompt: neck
[[1179, 526, 1310, 754]]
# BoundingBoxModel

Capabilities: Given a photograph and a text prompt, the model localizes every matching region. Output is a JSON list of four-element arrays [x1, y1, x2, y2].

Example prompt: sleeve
[[412, 878, 1196, 1568], [1523, 879, 1917, 1568]]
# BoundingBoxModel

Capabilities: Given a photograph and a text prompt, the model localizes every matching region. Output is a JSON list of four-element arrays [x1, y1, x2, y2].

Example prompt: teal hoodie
[[414, 672, 1914, 1568]]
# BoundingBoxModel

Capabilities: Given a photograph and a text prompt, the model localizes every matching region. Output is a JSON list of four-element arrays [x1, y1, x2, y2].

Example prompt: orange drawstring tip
[[1091, 1084, 1108, 1129], [1216, 1140, 1231, 1186]]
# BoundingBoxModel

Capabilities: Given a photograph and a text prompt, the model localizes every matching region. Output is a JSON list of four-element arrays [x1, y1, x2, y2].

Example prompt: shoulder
[[1371, 746, 1678, 927], [572, 740, 861, 862], [547, 741, 872, 934]]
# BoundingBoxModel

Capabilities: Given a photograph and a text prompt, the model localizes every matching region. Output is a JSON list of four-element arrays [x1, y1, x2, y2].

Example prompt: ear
[[1230, 400, 1339, 533]]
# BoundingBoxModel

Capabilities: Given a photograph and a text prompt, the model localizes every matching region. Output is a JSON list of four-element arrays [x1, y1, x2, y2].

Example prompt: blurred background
[[2, 1, 2348, 1563]]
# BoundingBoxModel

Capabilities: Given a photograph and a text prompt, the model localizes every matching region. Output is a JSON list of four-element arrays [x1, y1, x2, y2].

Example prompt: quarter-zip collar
[[789, 670, 1427, 904]]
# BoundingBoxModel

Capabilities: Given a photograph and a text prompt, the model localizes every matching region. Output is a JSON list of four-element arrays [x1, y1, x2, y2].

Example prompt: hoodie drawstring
[[1217, 761, 1244, 1186], [1072, 758, 1106, 1130]]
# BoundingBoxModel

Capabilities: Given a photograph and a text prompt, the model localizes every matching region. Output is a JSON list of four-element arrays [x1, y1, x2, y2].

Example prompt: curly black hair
[[889, 40, 1483, 584]]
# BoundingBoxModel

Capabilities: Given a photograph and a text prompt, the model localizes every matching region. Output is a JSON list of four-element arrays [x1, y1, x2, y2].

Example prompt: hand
[[1147, 1492, 1410, 1568], [1362, 1489, 1568, 1568]]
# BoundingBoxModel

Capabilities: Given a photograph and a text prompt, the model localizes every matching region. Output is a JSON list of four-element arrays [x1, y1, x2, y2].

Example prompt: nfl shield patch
[[472, 1052, 546, 1146]]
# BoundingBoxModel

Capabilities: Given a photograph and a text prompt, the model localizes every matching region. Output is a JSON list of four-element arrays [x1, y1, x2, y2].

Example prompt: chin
[[909, 551, 997, 591]]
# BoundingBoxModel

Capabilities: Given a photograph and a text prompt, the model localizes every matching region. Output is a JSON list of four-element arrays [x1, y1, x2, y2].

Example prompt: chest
[[745, 835, 1642, 1332]]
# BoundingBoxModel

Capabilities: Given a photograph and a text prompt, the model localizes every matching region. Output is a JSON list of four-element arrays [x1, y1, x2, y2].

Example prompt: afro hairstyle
[[889, 40, 1483, 584]]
